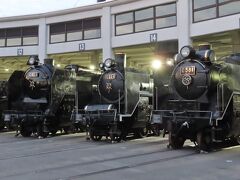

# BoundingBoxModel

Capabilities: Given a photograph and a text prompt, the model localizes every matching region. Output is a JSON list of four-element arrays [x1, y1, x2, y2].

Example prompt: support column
[[90, 51, 100, 70], [38, 18, 48, 63], [231, 31, 240, 53], [177, 0, 192, 51], [101, 7, 114, 61]]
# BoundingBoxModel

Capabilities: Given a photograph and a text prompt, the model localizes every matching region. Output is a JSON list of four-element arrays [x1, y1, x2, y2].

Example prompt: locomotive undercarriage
[[81, 104, 149, 142], [152, 92, 240, 150]]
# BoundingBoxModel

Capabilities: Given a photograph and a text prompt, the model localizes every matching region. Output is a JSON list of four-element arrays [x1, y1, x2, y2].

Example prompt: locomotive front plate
[[180, 66, 196, 76], [27, 72, 39, 78]]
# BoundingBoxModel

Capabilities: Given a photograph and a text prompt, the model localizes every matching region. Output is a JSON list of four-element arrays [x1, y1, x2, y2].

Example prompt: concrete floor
[[0, 132, 239, 180]]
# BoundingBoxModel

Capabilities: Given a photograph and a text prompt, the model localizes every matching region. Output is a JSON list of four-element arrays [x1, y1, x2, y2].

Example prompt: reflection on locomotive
[[77, 55, 153, 142], [151, 46, 240, 150], [3, 56, 97, 137]]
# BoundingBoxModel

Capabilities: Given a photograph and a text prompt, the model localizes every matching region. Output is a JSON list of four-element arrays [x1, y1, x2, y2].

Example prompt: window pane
[[0, 29, 5, 38], [135, 20, 154, 32], [135, 8, 154, 21], [116, 12, 133, 24], [7, 38, 21, 46], [84, 29, 101, 39], [23, 37, 38, 45], [156, 3, 176, 17], [116, 24, 133, 35], [0, 39, 5, 46], [83, 18, 101, 29], [66, 21, 82, 32], [50, 23, 65, 34], [22, 26, 38, 36], [6, 28, 21, 37], [50, 34, 65, 43], [219, 1, 240, 16], [156, 16, 176, 28], [194, 0, 216, 9], [194, 7, 216, 22], [67, 31, 82, 41]]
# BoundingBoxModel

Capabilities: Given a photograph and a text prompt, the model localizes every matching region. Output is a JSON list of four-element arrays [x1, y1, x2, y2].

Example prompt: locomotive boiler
[[151, 46, 240, 150], [77, 54, 153, 142], [3, 56, 93, 137]]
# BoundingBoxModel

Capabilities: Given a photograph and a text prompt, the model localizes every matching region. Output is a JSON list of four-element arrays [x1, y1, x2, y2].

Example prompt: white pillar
[[38, 18, 48, 63], [177, 0, 192, 51], [101, 6, 114, 61]]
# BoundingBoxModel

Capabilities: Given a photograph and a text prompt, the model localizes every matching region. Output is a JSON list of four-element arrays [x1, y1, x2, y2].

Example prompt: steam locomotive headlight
[[105, 59, 112, 68], [104, 58, 116, 68], [99, 63, 104, 69], [180, 46, 195, 58], [27, 55, 39, 66]]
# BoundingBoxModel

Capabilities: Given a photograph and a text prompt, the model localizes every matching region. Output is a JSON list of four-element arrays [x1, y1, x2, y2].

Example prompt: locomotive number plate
[[105, 73, 116, 80], [27, 72, 39, 78], [180, 66, 196, 76]]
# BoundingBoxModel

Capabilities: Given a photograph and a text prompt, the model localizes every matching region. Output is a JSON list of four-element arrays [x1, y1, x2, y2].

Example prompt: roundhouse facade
[[0, 0, 239, 78]]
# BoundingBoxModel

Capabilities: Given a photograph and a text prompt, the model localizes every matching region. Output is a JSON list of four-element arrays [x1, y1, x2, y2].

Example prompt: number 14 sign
[[150, 33, 158, 43]]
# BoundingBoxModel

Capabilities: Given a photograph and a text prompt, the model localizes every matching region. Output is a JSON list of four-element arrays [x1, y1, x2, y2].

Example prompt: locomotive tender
[[151, 46, 240, 150], [77, 54, 153, 142], [3, 56, 97, 137]]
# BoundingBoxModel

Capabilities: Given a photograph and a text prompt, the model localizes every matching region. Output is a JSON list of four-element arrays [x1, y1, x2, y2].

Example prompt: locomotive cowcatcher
[[3, 56, 79, 137], [76, 54, 153, 142], [151, 46, 240, 150]]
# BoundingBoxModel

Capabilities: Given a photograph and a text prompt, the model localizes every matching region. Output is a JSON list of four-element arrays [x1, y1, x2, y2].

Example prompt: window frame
[[192, 0, 240, 23], [0, 26, 39, 47], [49, 17, 101, 44], [115, 2, 177, 36]]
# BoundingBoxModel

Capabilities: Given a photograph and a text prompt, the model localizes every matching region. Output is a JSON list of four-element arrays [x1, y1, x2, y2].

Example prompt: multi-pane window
[[66, 20, 82, 41], [155, 3, 177, 29], [135, 7, 154, 32], [49, 17, 101, 43], [6, 28, 21, 46], [22, 26, 38, 45], [115, 3, 177, 36], [83, 18, 101, 39], [50, 23, 65, 43], [115, 12, 134, 35], [193, 0, 240, 22], [0, 26, 38, 47]]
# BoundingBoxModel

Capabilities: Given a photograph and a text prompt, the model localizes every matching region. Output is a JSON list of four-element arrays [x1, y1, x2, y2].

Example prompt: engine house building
[[0, 0, 239, 80]]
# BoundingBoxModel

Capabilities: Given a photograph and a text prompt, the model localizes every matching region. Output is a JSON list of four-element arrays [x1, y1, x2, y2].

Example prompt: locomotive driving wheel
[[90, 134, 102, 141], [109, 127, 122, 143], [89, 129, 102, 141], [134, 127, 148, 138], [20, 125, 32, 137], [36, 124, 49, 138], [196, 130, 212, 151], [168, 131, 185, 149]]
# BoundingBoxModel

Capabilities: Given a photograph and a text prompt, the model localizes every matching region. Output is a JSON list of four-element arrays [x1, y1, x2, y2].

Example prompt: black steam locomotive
[[151, 46, 240, 150], [0, 81, 8, 130], [76, 54, 153, 142], [3, 56, 95, 137]]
